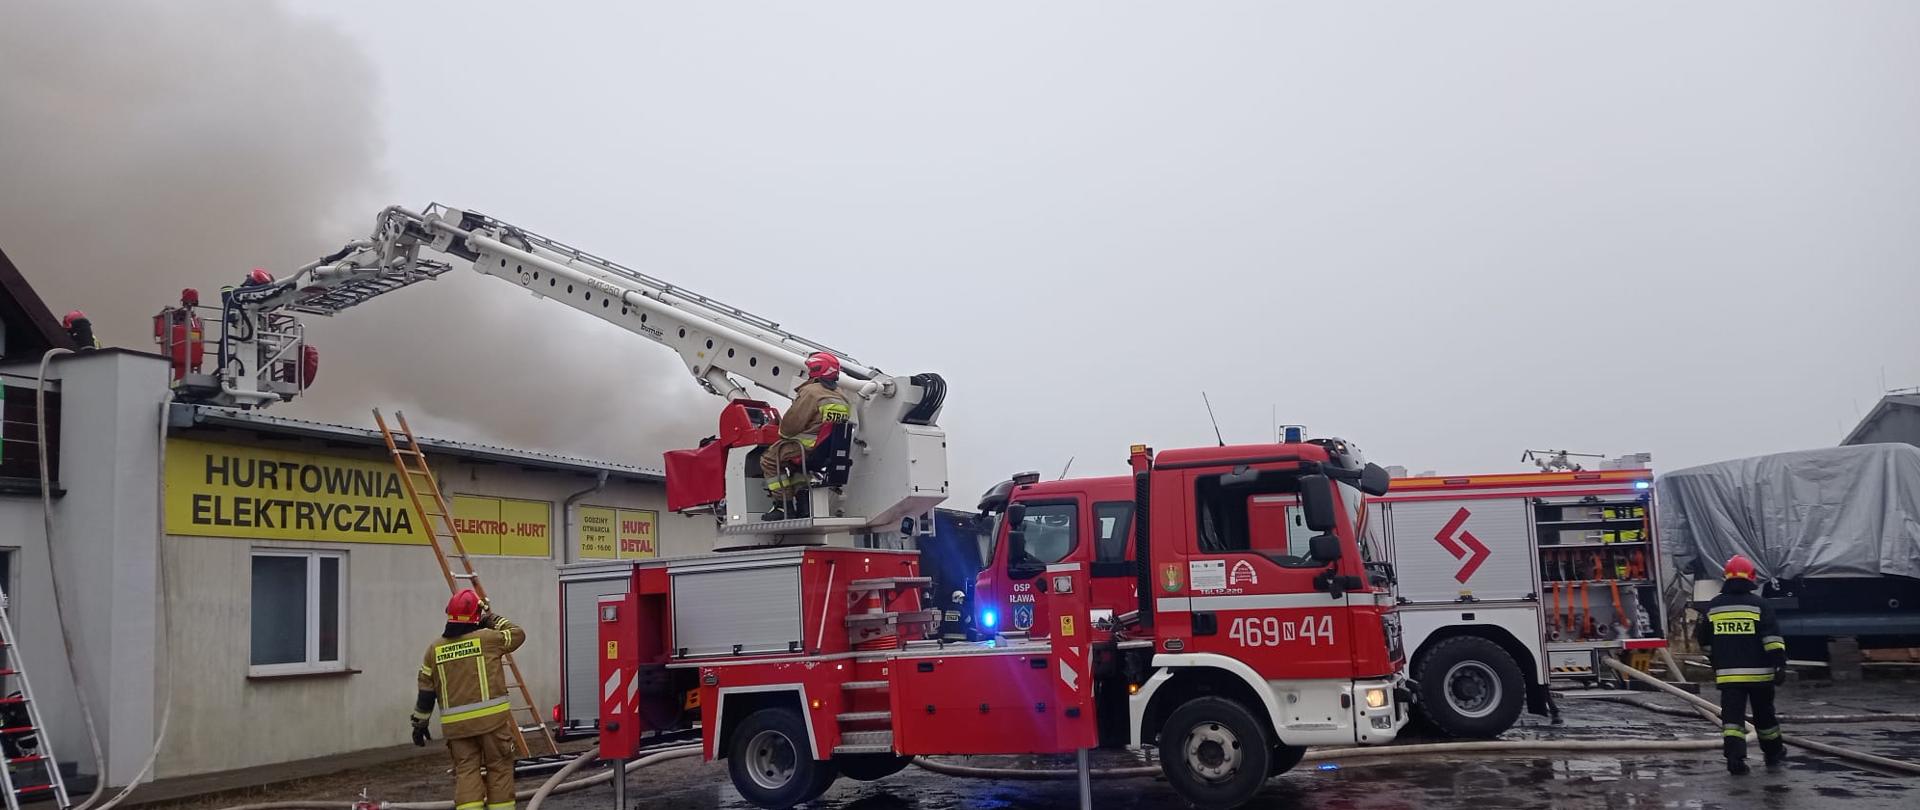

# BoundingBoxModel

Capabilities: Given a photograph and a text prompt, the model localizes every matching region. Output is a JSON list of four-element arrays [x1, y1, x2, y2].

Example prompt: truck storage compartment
[[888, 650, 1064, 754], [559, 563, 636, 732], [673, 560, 806, 658]]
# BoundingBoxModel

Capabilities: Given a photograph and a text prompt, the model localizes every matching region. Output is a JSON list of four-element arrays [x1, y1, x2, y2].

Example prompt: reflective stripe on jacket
[[778, 380, 850, 449], [418, 616, 526, 738], [1695, 591, 1786, 685]]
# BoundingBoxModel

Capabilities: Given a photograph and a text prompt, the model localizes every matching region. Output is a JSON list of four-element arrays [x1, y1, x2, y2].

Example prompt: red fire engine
[[584, 440, 1404, 809], [973, 461, 1668, 739]]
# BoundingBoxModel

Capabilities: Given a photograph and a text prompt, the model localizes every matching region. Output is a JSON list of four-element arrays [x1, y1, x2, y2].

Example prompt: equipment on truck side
[[155, 203, 949, 549]]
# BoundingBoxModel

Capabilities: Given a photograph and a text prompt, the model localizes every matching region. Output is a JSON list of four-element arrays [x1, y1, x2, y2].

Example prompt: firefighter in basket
[[760, 351, 851, 520], [411, 590, 527, 810]]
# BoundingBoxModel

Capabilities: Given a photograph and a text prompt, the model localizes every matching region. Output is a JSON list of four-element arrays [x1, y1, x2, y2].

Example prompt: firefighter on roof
[[412, 590, 526, 810], [759, 351, 851, 520], [1695, 554, 1788, 774]]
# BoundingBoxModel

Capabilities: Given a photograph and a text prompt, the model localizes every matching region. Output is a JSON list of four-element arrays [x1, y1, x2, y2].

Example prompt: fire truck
[[164, 204, 1409, 807], [973, 465, 1667, 738], [583, 441, 1405, 809]]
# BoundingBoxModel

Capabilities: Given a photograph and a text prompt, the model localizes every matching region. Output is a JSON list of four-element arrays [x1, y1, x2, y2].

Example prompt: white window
[[250, 550, 346, 675]]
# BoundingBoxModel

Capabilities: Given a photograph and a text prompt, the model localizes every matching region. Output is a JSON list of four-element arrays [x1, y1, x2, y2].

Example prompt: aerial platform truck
[[157, 204, 1408, 808]]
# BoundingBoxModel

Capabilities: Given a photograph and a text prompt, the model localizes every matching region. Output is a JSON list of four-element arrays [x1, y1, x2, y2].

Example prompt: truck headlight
[[1364, 687, 1389, 710]]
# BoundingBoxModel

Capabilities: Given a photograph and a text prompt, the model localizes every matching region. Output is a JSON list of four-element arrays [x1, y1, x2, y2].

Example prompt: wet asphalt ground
[[584, 678, 1920, 810]]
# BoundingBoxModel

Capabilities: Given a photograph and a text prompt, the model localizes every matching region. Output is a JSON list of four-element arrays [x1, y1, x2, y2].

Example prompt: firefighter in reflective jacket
[[1694, 555, 1788, 774], [412, 590, 526, 810], [759, 351, 851, 520]]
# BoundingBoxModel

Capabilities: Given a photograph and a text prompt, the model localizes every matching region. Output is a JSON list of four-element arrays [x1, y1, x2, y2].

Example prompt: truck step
[[836, 711, 892, 723], [847, 576, 933, 591], [842, 680, 889, 691], [834, 730, 894, 755], [846, 610, 940, 627]]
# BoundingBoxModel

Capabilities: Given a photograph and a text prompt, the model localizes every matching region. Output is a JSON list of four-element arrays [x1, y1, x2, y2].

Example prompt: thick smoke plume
[[0, 0, 709, 466]]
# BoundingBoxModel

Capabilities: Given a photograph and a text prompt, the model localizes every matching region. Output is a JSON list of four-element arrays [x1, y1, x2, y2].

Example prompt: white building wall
[[0, 350, 171, 788], [155, 435, 714, 778]]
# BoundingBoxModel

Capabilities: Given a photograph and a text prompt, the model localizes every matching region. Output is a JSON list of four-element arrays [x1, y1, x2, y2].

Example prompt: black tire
[[835, 752, 912, 782], [726, 708, 838, 808], [1159, 696, 1272, 809], [1413, 635, 1525, 738], [1268, 744, 1307, 777]]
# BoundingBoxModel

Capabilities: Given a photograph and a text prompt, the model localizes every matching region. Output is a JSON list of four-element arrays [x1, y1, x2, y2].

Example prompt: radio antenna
[[1202, 392, 1226, 447], [1058, 456, 1075, 480]]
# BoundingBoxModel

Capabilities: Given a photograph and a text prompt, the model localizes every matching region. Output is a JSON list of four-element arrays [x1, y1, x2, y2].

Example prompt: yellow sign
[[578, 506, 660, 560], [1060, 615, 1076, 637], [605, 641, 618, 659], [166, 439, 552, 556], [451, 495, 552, 557], [167, 438, 423, 544]]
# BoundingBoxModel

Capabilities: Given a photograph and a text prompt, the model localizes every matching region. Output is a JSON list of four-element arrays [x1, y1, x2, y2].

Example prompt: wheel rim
[[1182, 721, 1244, 783], [744, 729, 799, 791], [1444, 660, 1502, 719]]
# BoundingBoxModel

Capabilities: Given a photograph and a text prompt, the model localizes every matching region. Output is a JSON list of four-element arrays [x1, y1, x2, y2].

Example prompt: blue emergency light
[[981, 609, 998, 629]]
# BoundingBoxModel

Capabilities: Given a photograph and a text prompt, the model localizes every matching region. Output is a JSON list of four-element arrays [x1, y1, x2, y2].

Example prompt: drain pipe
[[562, 470, 609, 559]]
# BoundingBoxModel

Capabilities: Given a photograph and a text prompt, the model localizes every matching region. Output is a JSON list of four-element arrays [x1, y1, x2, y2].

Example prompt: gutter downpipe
[[563, 470, 610, 559]]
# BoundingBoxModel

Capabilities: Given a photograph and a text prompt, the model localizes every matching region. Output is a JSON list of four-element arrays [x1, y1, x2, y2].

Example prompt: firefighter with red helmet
[[1695, 554, 1788, 774], [411, 590, 526, 810], [758, 351, 852, 520], [62, 311, 100, 350]]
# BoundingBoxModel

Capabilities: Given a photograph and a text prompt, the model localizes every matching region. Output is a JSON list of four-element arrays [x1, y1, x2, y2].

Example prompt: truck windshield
[[1340, 482, 1379, 563]]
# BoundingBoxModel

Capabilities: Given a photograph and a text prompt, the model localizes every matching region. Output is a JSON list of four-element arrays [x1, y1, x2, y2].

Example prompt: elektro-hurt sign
[[166, 439, 552, 556]]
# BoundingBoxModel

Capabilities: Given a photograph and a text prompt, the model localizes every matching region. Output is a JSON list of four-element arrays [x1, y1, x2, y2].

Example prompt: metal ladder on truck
[[374, 409, 559, 760], [0, 586, 71, 810]]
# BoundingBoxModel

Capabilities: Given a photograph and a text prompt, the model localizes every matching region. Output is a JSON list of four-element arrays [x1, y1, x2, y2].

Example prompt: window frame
[[248, 548, 348, 677], [1191, 469, 1332, 569], [1006, 498, 1081, 573]]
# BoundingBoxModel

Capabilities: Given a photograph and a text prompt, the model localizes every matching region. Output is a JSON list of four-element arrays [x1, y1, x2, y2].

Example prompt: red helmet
[[62, 310, 87, 329], [804, 351, 841, 381], [446, 589, 485, 623], [246, 267, 275, 285], [1723, 555, 1757, 581]]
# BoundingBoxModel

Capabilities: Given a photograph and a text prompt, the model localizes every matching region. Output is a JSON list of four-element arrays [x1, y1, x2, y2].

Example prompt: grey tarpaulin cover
[[1659, 443, 1920, 581]]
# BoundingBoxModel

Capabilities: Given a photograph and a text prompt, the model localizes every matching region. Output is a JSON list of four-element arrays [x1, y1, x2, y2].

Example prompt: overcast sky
[[6, 2, 1916, 500]]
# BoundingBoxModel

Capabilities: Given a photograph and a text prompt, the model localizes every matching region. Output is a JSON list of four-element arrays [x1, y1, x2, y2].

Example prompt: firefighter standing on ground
[[411, 590, 526, 810], [760, 351, 851, 520], [1695, 554, 1788, 774]]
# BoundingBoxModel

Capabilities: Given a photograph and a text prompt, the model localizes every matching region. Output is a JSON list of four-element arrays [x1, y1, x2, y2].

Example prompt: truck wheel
[[727, 708, 838, 808], [1414, 636, 1524, 738], [1159, 697, 1272, 809], [835, 753, 911, 782], [1268, 744, 1307, 777]]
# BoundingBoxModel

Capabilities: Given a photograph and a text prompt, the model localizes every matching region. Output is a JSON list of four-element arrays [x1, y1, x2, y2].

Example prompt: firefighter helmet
[[1723, 554, 1757, 581], [245, 267, 275, 286], [62, 310, 87, 329], [446, 589, 486, 623], [804, 351, 842, 381]]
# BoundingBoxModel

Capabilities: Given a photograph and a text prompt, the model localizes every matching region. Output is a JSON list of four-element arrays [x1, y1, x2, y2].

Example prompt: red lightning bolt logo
[[1434, 507, 1491, 583]]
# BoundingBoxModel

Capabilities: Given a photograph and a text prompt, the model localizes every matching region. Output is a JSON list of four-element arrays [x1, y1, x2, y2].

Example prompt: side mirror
[[1309, 534, 1343, 563], [1359, 463, 1391, 497], [1298, 474, 1337, 532]]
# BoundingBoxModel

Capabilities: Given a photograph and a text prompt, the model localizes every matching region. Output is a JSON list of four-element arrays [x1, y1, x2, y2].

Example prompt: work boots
[[1762, 740, 1788, 770], [1724, 736, 1749, 775]]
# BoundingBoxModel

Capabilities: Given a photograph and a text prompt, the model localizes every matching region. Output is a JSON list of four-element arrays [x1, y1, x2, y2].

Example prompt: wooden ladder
[[374, 408, 558, 758]]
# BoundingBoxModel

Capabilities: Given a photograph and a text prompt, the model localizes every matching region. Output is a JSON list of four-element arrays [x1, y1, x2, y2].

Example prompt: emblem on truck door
[[1434, 507, 1492, 583], [1161, 563, 1183, 593]]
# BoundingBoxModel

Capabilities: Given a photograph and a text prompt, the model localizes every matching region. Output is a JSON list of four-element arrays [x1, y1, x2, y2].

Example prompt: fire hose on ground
[[1571, 691, 1920, 724], [1599, 657, 1920, 776], [209, 744, 700, 810]]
